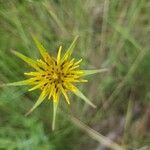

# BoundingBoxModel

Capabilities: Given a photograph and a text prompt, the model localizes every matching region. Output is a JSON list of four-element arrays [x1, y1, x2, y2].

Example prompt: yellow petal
[[24, 72, 42, 76], [53, 89, 60, 103], [28, 81, 47, 91], [74, 59, 82, 66], [37, 59, 49, 69], [60, 85, 70, 104], [57, 46, 62, 64], [48, 83, 54, 99], [70, 65, 80, 70]]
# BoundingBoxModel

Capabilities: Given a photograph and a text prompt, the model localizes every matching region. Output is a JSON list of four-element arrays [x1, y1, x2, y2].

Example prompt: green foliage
[[0, 0, 149, 149]]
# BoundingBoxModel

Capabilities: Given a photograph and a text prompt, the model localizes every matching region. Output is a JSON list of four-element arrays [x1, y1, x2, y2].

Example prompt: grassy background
[[0, 0, 150, 149]]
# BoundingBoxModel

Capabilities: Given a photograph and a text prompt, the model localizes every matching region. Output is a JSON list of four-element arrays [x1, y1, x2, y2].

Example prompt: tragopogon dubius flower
[[3, 35, 107, 130]]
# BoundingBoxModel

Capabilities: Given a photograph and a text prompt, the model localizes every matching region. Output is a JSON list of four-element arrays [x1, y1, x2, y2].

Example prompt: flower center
[[52, 73, 59, 80]]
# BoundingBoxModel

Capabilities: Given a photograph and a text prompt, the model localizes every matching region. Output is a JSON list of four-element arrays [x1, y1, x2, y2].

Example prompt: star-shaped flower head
[[4, 35, 107, 130]]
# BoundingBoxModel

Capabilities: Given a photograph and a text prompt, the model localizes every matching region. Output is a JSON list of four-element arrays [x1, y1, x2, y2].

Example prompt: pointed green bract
[[63, 36, 79, 60], [32, 35, 49, 59], [52, 101, 58, 130], [82, 68, 108, 76], [25, 87, 48, 116], [74, 89, 96, 108], [0, 79, 35, 87], [12, 50, 40, 71]]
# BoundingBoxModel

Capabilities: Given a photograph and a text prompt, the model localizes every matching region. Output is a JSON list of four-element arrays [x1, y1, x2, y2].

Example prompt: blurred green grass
[[0, 0, 149, 149]]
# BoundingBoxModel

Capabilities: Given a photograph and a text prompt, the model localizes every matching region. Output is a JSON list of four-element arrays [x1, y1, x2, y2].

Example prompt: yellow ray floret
[[2, 36, 108, 130]]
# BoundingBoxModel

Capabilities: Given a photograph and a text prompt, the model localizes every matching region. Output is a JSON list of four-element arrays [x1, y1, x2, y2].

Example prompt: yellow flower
[[4, 35, 107, 130]]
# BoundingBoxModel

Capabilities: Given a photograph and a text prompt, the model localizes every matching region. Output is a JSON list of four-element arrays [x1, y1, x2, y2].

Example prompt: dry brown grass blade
[[69, 116, 123, 150]]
